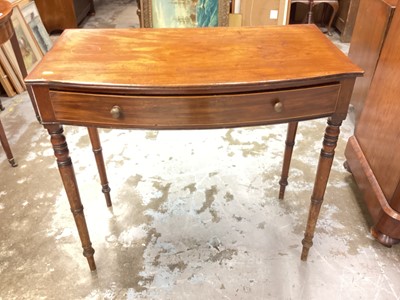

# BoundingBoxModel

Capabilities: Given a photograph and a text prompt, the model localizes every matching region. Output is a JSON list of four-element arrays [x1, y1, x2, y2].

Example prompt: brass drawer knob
[[274, 100, 283, 113], [110, 105, 122, 119]]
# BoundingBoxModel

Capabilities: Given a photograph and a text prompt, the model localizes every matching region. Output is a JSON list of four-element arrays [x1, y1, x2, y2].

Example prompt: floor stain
[[147, 181, 171, 213], [208, 249, 238, 264], [222, 129, 268, 157], [167, 261, 188, 272], [224, 192, 234, 202], [145, 131, 159, 140], [197, 185, 218, 214], [184, 183, 197, 194], [257, 222, 266, 229]]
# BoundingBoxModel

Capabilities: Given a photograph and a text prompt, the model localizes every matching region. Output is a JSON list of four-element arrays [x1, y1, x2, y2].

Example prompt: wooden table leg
[[47, 124, 96, 271], [279, 122, 298, 199], [301, 118, 341, 260], [87, 127, 112, 207], [0, 118, 17, 167]]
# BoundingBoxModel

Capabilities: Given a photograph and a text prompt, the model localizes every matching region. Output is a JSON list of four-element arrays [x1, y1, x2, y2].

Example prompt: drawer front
[[49, 84, 340, 129]]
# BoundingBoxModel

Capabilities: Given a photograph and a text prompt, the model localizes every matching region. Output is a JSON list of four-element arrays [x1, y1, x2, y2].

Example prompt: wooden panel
[[355, 5, 400, 202], [335, 0, 360, 42], [49, 84, 340, 128], [348, 0, 396, 121], [240, 0, 282, 26]]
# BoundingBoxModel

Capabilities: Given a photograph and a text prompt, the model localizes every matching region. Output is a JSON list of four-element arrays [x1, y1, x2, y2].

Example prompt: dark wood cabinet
[[348, 0, 397, 121], [345, 3, 400, 247], [35, 0, 95, 34], [334, 0, 360, 42]]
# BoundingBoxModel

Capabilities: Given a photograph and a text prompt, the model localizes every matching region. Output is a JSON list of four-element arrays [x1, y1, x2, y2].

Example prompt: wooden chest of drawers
[[35, 0, 95, 34]]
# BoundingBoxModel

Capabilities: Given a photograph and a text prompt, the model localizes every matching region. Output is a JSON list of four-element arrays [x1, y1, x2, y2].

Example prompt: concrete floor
[[1, 0, 400, 299]]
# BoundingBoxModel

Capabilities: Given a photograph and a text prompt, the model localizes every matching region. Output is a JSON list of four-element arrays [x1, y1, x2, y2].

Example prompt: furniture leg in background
[[290, 0, 339, 35], [0, 118, 17, 166], [87, 127, 112, 207], [279, 122, 298, 199], [0, 1, 19, 166]]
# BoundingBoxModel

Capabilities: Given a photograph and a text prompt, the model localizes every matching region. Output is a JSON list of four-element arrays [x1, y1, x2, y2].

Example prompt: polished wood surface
[[345, 5, 400, 246], [26, 25, 362, 271], [35, 0, 95, 34], [348, 0, 397, 121], [26, 26, 360, 93]]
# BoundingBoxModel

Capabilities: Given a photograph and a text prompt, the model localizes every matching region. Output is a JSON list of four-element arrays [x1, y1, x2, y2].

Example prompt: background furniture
[[0, 0, 28, 167], [334, 0, 360, 42], [34, 0, 95, 33], [289, 0, 339, 34], [345, 3, 400, 247], [348, 0, 397, 121]]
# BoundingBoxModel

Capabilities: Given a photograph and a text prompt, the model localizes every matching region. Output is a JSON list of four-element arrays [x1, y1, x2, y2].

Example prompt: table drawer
[[49, 84, 340, 129]]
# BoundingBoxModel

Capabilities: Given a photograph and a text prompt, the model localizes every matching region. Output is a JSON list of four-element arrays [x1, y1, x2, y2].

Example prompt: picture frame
[[10, 6, 43, 74], [8, 0, 31, 8], [140, 0, 230, 28], [21, 1, 53, 54]]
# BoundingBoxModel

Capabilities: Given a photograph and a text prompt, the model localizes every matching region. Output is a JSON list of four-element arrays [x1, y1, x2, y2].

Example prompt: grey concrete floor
[[1, 1, 400, 299]]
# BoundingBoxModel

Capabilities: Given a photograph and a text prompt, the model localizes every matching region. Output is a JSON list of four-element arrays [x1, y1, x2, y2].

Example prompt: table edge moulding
[[25, 25, 363, 271]]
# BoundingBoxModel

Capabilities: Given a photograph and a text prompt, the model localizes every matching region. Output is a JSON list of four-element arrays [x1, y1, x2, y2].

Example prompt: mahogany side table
[[25, 25, 363, 271], [0, 0, 25, 167]]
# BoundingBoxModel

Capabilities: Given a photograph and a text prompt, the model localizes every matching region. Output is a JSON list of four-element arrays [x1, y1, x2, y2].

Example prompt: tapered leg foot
[[88, 127, 112, 207], [0, 119, 17, 167], [8, 158, 17, 167]]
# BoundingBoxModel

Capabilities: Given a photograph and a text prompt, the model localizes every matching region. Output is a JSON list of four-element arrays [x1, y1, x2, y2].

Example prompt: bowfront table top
[[25, 25, 363, 271], [27, 25, 360, 92]]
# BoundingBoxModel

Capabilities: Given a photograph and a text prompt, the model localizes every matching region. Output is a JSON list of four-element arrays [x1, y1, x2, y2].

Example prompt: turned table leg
[[47, 125, 96, 271], [87, 127, 112, 207], [301, 118, 341, 260], [0, 119, 17, 167], [279, 122, 298, 199]]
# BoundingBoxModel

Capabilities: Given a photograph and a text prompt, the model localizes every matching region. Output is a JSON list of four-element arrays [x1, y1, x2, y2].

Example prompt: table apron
[[48, 83, 341, 129]]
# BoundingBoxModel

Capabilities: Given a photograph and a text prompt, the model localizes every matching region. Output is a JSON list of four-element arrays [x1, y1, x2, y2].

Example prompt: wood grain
[[26, 25, 362, 93]]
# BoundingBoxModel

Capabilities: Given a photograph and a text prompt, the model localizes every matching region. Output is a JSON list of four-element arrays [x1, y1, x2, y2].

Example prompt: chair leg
[[326, 3, 339, 36], [279, 122, 298, 199], [307, 0, 315, 24], [0, 100, 4, 111], [0, 119, 17, 167], [87, 127, 112, 207]]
